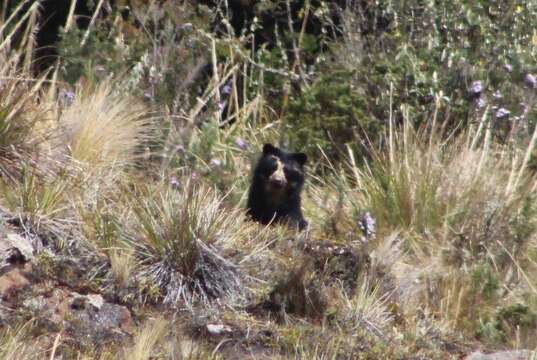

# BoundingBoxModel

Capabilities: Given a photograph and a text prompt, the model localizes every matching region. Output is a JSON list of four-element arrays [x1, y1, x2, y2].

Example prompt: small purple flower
[[209, 158, 222, 168], [475, 97, 486, 108], [495, 107, 510, 119], [217, 101, 226, 111], [221, 83, 232, 95], [95, 65, 106, 75], [493, 90, 502, 99], [169, 176, 180, 189], [469, 80, 483, 95], [357, 212, 376, 241], [175, 145, 185, 153], [504, 64, 513, 72], [520, 102, 529, 116], [524, 74, 537, 89], [60, 90, 75, 106], [234, 137, 248, 150]]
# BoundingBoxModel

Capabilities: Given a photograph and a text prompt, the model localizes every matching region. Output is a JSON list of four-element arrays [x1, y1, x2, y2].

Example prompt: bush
[[285, 70, 379, 161]]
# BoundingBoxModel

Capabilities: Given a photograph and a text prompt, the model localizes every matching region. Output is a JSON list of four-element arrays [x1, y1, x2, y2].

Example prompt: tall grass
[[327, 112, 537, 344], [0, 0, 51, 181], [59, 83, 153, 172], [0, 169, 69, 230], [0, 67, 51, 182], [0, 322, 39, 360], [121, 317, 168, 360]]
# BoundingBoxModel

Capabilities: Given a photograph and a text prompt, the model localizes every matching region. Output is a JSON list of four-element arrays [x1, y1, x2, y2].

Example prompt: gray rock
[[0, 233, 35, 268], [206, 323, 233, 336]]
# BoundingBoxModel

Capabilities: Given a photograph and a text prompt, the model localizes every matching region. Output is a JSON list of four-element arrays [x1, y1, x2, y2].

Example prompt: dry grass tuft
[[0, 70, 51, 182], [110, 247, 136, 289], [59, 83, 153, 172], [341, 279, 394, 338], [0, 322, 40, 360], [122, 317, 168, 360]]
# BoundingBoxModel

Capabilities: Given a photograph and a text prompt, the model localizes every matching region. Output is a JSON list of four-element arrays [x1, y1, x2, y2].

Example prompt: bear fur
[[247, 143, 308, 230]]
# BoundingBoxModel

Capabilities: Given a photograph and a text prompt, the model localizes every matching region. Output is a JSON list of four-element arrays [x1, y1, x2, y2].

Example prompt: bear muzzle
[[269, 176, 287, 189], [268, 158, 287, 189]]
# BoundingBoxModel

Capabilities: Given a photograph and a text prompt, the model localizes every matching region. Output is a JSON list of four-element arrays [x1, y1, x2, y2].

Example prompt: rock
[[86, 294, 104, 309], [5, 233, 34, 260], [206, 323, 233, 336], [63, 297, 135, 347], [22, 295, 49, 313], [465, 350, 534, 360], [61, 292, 134, 334], [0, 233, 35, 268], [21, 289, 134, 349], [69, 295, 87, 310]]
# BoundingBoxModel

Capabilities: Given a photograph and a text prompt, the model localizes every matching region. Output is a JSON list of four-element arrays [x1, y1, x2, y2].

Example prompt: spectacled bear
[[247, 143, 308, 230]]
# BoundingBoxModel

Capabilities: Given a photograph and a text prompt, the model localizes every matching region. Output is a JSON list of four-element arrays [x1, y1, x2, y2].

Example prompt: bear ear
[[292, 152, 307, 166], [262, 143, 279, 156]]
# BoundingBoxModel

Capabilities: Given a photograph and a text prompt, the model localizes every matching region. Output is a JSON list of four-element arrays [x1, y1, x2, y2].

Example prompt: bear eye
[[267, 164, 278, 175], [284, 167, 300, 180], [261, 157, 278, 176]]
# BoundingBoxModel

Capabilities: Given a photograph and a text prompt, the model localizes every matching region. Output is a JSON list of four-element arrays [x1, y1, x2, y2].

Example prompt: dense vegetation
[[1, 0, 537, 358]]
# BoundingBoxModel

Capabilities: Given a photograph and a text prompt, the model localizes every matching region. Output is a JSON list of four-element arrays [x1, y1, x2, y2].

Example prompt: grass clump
[[0, 170, 68, 223], [59, 83, 152, 173], [121, 317, 168, 360], [341, 280, 393, 338], [0, 70, 51, 182], [124, 180, 247, 306]]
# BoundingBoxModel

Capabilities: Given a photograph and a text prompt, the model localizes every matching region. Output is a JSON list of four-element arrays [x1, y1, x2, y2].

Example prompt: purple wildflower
[[217, 101, 226, 111], [524, 74, 537, 89], [60, 90, 75, 106], [475, 97, 486, 108], [493, 90, 502, 99], [357, 212, 376, 241], [469, 80, 483, 95], [234, 137, 248, 150], [95, 65, 106, 75], [504, 63, 513, 72], [209, 158, 222, 168], [495, 107, 510, 119], [175, 145, 185, 153], [221, 83, 232, 95], [520, 102, 529, 116], [169, 176, 180, 189]]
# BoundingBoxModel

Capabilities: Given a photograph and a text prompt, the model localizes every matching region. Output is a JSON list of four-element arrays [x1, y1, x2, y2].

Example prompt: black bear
[[247, 143, 308, 230]]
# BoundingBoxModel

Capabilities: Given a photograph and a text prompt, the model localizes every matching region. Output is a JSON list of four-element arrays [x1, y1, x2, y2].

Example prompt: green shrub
[[285, 70, 378, 161], [471, 263, 499, 301]]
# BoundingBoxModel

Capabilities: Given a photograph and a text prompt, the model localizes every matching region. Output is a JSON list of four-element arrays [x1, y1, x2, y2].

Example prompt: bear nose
[[271, 178, 286, 188]]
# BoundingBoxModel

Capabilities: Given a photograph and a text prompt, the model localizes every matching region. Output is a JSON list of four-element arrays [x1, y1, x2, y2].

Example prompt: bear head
[[255, 143, 307, 198]]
